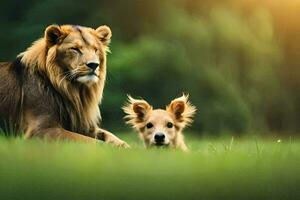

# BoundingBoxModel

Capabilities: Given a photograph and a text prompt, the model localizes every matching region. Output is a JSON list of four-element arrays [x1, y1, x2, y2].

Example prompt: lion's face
[[45, 25, 111, 86]]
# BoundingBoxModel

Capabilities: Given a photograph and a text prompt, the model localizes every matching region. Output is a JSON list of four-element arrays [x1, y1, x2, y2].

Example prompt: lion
[[0, 24, 129, 147]]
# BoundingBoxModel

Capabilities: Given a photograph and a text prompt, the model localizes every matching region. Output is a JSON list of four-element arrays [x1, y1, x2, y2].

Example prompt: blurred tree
[[0, 0, 299, 135]]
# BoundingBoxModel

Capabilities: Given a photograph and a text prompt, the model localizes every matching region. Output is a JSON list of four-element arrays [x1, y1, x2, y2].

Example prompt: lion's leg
[[96, 128, 130, 148], [23, 114, 100, 143], [26, 127, 99, 143]]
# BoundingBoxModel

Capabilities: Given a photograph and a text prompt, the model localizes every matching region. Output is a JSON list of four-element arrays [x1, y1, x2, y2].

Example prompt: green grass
[[0, 133, 299, 200]]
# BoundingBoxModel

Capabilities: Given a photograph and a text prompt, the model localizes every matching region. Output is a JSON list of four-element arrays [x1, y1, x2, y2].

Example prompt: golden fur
[[0, 24, 129, 147], [20, 25, 108, 133], [123, 94, 196, 151]]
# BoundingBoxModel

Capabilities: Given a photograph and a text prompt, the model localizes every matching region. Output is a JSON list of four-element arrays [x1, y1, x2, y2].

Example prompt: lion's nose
[[86, 62, 99, 70]]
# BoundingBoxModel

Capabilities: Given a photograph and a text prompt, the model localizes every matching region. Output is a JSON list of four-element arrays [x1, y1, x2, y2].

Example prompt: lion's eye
[[70, 47, 81, 54], [167, 122, 173, 128], [146, 122, 153, 129]]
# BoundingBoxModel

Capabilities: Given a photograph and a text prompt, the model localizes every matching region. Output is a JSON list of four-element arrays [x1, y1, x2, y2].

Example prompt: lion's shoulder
[[0, 58, 25, 84]]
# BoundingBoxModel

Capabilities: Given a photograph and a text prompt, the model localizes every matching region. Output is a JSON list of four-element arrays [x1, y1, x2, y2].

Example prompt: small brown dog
[[123, 94, 196, 151]]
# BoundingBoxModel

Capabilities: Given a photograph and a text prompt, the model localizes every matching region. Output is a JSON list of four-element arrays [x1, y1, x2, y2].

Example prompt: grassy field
[[0, 133, 299, 200]]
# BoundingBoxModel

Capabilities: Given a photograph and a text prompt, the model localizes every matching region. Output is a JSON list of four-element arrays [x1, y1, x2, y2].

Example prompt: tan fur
[[20, 25, 107, 132], [123, 94, 196, 151], [0, 24, 129, 147]]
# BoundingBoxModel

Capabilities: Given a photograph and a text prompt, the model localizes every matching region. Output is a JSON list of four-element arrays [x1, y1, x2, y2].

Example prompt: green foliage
[[0, 0, 299, 135], [103, 5, 281, 135]]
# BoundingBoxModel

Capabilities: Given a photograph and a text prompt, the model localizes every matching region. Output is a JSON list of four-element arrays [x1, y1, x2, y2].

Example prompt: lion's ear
[[45, 25, 64, 47], [96, 25, 112, 46]]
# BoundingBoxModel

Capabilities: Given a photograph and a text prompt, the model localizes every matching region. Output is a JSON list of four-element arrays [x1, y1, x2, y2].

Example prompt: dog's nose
[[154, 133, 165, 143], [86, 62, 99, 70]]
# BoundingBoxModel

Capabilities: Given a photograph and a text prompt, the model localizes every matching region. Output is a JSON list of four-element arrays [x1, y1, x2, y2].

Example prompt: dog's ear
[[167, 94, 196, 129], [122, 95, 152, 129]]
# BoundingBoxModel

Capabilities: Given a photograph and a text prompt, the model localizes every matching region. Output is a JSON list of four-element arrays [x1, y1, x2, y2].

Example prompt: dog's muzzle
[[154, 132, 167, 146]]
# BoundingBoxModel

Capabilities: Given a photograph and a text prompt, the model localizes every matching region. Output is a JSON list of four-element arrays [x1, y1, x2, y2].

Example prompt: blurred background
[[0, 0, 299, 136]]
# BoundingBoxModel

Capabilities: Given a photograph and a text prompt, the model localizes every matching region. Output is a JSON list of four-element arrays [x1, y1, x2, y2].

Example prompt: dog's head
[[123, 95, 196, 148]]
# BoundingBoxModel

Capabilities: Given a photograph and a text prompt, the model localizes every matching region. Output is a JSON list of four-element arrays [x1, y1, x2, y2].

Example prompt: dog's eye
[[167, 122, 173, 128], [70, 47, 82, 54], [146, 122, 153, 129]]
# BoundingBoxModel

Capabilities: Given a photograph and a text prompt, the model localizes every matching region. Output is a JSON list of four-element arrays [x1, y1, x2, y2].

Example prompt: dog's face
[[123, 95, 196, 148], [141, 109, 176, 147]]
